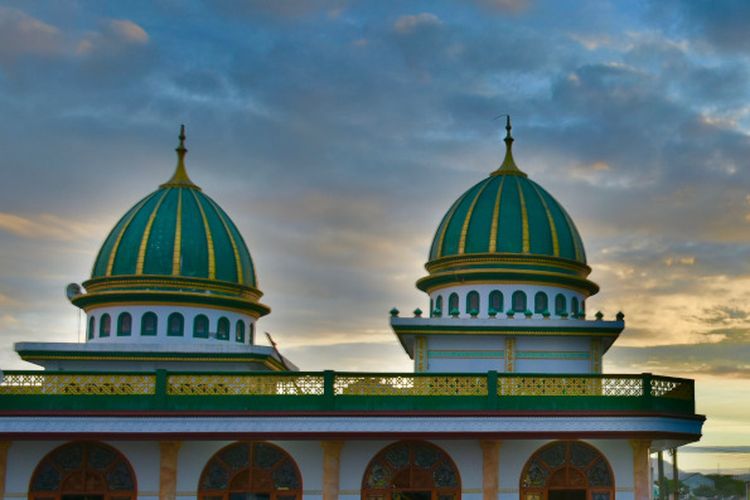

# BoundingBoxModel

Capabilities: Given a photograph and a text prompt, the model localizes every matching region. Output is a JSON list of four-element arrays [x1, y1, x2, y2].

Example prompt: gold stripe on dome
[[81, 296, 266, 317], [83, 275, 263, 299], [436, 188, 473, 258], [529, 181, 559, 257], [190, 189, 216, 279], [458, 179, 491, 254], [561, 207, 583, 262], [419, 272, 595, 295], [205, 196, 243, 284], [136, 188, 170, 275], [172, 189, 182, 275], [488, 175, 506, 252], [105, 195, 152, 276], [515, 177, 530, 253]]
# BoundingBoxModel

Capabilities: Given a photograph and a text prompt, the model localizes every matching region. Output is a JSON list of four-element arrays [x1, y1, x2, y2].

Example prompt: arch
[[141, 312, 157, 336], [217, 317, 230, 340], [466, 290, 480, 315], [87, 316, 95, 340], [361, 440, 461, 499], [534, 292, 548, 314], [168, 313, 184, 337], [512, 291, 527, 312], [29, 441, 137, 500], [489, 290, 503, 313], [448, 293, 459, 315], [571, 297, 580, 317], [198, 441, 302, 500], [236, 320, 246, 343], [249, 322, 255, 344], [117, 312, 132, 336], [555, 294, 567, 316], [520, 440, 615, 500], [434, 296, 443, 317], [99, 314, 111, 338], [194, 314, 209, 338]]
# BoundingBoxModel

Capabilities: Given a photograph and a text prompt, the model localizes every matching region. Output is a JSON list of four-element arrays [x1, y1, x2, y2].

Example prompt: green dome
[[91, 126, 257, 289], [429, 173, 586, 264]]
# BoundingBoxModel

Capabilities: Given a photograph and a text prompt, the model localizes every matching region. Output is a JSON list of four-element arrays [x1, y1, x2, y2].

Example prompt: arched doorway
[[29, 441, 137, 500], [520, 441, 614, 500], [362, 441, 461, 500], [198, 442, 302, 500]]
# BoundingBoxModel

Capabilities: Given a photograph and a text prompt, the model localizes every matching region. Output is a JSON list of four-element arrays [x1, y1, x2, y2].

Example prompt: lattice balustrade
[[0, 373, 155, 395], [334, 375, 487, 396], [651, 377, 693, 400], [498, 376, 643, 397], [167, 374, 325, 396]]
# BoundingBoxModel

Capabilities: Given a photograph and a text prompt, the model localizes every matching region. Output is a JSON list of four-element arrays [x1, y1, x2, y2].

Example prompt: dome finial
[[161, 124, 200, 189], [491, 114, 526, 177]]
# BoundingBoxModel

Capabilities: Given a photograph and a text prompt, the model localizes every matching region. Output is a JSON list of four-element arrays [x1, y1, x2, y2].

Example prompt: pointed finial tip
[[505, 115, 512, 140]]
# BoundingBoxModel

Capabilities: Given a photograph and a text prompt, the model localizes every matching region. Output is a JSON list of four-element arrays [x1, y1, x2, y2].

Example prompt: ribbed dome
[[429, 174, 585, 264], [91, 126, 257, 289], [92, 186, 257, 287]]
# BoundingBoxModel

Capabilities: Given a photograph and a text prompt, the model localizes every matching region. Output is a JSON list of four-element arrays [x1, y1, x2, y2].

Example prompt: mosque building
[[0, 121, 703, 500]]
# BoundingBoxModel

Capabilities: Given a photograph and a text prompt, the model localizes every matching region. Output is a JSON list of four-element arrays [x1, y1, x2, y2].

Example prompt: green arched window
[[87, 316, 95, 340], [168, 313, 184, 336], [512, 291, 527, 312], [489, 290, 503, 313], [534, 292, 548, 313], [434, 296, 443, 316], [571, 297, 580, 317], [141, 312, 157, 336], [466, 291, 480, 314], [249, 322, 255, 344], [194, 315, 209, 338], [236, 320, 245, 343], [117, 312, 132, 336], [555, 294, 567, 315], [448, 293, 459, 314], [100, 314, 111, 337], [217, 317, 230, 340]]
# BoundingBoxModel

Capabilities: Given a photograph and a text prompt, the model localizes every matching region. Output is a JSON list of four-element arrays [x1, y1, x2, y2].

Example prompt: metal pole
[[671, 448, 679, 500], [658, 451, 666, 500]]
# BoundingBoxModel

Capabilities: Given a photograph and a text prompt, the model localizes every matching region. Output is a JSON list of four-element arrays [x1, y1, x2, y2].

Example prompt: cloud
[[0, 213, 98, 242], [107, 20, 149, 44], [468, 0, 531, 13], [0, 7, 62, 63], [393, 13, 443, 34]]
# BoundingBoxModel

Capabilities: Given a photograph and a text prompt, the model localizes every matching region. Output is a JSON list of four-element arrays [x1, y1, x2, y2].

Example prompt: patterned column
[[159, 441, 182, 500], [480, 440, 501, 500], [630, 440, 652, 500], [322, 441, 344, 500], [0, 441, 11, 499]]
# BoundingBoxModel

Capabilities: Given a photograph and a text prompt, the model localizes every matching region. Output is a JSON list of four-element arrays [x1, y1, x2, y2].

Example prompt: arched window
[[571, 297, 580, 317], [489, 290, 503, 313], [168, 313, 184, 336], [361, 441, 461, 499], [520, 441, 614, 500], [466, 290, 480, 314], [512, 291, 527, 312], [194, 314, 209, 338], [236, 320, 245, 343], [217, 317, 230, 340], [29, 441, 137, 500], [249, 322, 255, 344], [434, 296, 443, 317], [448, 293, 459, 314], [87, 316, 95, 340], [555, 293, 567, 315], [117, 312, 132, 336], [99, 314, 111, 337], [198, 442, 301, 500], [534, 292, 548, 314], [141, 312, 157, 336]]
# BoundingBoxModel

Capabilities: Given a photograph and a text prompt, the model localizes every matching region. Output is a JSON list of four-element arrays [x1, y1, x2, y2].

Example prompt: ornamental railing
[[0, 371, 695, 414]]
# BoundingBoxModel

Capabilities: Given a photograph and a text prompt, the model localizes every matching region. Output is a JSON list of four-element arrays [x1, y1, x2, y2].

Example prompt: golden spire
[[491, 115, 527, 177], [160, 124, 200, 189]]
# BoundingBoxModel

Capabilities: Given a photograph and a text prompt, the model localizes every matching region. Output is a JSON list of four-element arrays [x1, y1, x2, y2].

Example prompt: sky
[[0, 0, 749, 473]]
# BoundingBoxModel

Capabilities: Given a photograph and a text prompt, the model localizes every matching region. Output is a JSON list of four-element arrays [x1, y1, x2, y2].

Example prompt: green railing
[[0, 371, 695, 414]]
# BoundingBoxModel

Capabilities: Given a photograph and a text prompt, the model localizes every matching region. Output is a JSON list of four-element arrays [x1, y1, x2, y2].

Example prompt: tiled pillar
[[630, 439, 652, 500], [159, 441, 182, 500], [322, 441, 344, 500], [481, 440, 501, 500], [0, 441, 10, 499]]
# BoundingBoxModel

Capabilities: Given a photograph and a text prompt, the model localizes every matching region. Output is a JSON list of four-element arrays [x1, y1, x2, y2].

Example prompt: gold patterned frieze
[[334, 375, 487, 396], [167, 374, 325, 396], [0, 373, 155, 395]]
